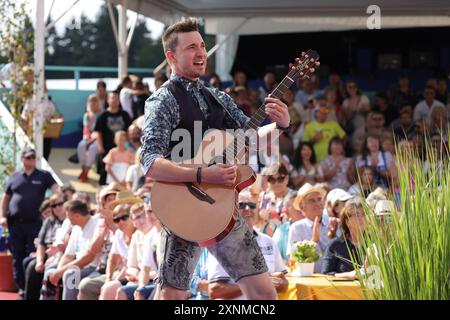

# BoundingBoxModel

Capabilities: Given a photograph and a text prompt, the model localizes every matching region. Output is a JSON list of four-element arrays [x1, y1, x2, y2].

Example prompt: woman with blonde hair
[[103, 130, 135, 185], [77, 94, 102, 182]]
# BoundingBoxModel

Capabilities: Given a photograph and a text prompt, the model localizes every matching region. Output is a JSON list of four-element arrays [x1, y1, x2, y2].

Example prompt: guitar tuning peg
[[310, 68, 315, 73], [295, 57, 300, 61], [300, 72, 304, 76], [310, 58, 314, 62], [316, 61, 321, 66], [301, 52, 306, 56], [305, 54, 309, 59]]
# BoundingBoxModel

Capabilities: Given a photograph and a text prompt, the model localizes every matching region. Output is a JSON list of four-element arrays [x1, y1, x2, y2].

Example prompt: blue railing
[[44, 65, 155, 90], [1, 65, 155, 90]]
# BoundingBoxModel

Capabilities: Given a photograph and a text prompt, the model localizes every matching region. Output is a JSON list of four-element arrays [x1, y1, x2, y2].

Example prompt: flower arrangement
[[291, 240, 321, 263]]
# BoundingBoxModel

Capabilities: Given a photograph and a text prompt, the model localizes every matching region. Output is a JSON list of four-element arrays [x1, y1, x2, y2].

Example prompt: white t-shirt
[[65, 215, 100, 267], [355, 151, 393, 171], [120, 87, 133, 119], [110, 229, 130, 265], [125, 164, 143, 188], [141, 227, 161, 271], [413, 99, 445, 125], [207, 231, 286, 300], [53, 218, 72, 246], [127, 229, 152, 277], [22, 96, 56, 122]]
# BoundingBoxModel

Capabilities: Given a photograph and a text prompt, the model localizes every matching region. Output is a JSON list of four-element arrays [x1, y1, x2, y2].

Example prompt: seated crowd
[[14, 68, 450, 300]]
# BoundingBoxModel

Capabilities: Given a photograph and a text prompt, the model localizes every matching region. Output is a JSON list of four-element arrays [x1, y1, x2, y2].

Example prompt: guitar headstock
[[289, 49, 320, 81]]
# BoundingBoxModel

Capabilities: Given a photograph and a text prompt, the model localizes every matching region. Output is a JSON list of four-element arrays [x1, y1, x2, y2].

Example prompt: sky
[[25, 0, 165, 39]]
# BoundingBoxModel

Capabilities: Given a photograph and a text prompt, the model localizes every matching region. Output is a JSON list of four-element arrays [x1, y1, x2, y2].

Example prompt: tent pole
[[118, 0, 128, 80], [34, 0, 45, 168]]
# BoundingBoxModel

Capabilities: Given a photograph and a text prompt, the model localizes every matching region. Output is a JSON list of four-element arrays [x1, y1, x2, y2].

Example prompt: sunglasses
[[267, 175, 286, 184], [238, 202, 256, 209], [51, 202, 64, 209], [113, 214, 130, 223], [376, 214, 393, 224]]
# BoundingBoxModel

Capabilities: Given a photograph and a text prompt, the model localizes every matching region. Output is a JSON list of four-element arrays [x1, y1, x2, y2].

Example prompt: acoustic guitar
[[152, 50, 320, 246]]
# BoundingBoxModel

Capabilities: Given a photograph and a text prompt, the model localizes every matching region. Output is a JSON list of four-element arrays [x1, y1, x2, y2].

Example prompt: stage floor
[[48, 147, 100, 200]]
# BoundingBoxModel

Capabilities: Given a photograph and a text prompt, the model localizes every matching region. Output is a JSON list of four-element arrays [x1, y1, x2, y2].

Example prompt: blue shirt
[[272, 221, 290, 261], [5, 168, 56, 221], [140, 73, 250, 174], [321, 236, 364, 275], [189, 249, 209, 300]]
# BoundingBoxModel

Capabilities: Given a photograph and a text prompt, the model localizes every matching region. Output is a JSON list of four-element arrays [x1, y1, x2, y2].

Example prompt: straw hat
[[99, 186, 118, 203], [293, 183, 327, 210], [107, 191, 143, 211]]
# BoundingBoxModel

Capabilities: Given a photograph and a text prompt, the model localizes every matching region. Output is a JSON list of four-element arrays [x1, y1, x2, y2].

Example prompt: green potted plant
[[291, 240, 321, 276]]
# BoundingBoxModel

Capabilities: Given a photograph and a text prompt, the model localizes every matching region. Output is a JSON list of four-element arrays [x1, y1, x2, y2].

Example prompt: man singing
[[141, 18, 304, 300]]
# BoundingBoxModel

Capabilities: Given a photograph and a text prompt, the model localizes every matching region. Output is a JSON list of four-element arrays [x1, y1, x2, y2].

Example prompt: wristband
[[196, 167, 202, 184], [276, 121, 291, 132]]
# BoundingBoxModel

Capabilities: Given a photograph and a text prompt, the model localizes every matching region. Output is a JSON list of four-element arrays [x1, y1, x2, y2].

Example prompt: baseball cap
[[326, 188, 353, 207], [22, 147, 36, 158], [375, 200, 396, 216], [313, 104, 329, 114]]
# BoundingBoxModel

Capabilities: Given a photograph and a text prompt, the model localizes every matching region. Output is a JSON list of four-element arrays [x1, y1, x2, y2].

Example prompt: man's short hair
[[61, 184, 75, 194], [64, 200, 89, 216], [424, 85, 436, 92], [162, 18, 199, 53], [399, 103, 412, 113], [121, 76, 132, 87]]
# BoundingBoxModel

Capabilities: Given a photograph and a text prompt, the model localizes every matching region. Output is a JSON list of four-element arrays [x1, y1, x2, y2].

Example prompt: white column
[[34, 0, 45, 168], [118, 0, 128, 80], [215, 34, 240, 82]]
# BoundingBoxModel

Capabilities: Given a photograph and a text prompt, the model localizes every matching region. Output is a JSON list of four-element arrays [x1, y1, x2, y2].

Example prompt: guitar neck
[[222, 50, 318, 164], [244, 68, 299, 131]]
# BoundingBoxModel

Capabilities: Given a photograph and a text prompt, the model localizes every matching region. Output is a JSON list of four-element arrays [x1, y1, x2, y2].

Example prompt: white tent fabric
[[112, 0, 450, 81], [204, 15, 450, 35], [113, 0, 450, 35], [215, 33, 239, 81]]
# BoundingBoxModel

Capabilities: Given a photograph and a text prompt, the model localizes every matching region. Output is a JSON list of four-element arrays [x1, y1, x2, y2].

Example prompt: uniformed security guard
[[0, 147, 60, 298]]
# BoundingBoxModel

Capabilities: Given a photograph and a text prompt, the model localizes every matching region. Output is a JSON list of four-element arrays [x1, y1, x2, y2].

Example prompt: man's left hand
[[264, 97, 290, 128], [49, 269, 63, 286]]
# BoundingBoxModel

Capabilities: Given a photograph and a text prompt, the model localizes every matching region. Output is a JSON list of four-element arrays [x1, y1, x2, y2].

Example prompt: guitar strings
[[221, 52, 317, 166]]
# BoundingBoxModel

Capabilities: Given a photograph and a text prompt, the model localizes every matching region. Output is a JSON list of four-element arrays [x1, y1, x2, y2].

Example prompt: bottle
[[0, 226, 8, 252]]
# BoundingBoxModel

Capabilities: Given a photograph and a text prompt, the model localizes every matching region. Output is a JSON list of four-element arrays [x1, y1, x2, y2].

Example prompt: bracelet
[[276, 121, 291, 132], [196, 167, 202, 184]]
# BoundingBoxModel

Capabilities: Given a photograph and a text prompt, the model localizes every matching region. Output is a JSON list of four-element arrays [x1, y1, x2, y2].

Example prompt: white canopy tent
[[111, 0, 450, 81], [31, 0, 450, 163]]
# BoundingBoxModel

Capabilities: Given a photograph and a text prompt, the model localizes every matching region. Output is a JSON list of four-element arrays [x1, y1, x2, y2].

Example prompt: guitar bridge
[[184, 182, 215, 204]]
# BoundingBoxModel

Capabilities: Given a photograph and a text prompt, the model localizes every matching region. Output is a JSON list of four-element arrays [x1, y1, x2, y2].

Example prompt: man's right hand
[[313, 130, 323, 143], [201, 164, 237, 187], [312, 216, 321, 243], [0, 216, 7, 229]]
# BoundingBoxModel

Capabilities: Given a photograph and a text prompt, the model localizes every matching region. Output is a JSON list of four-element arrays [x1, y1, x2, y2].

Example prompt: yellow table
[[278, 274, 364, 300]]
